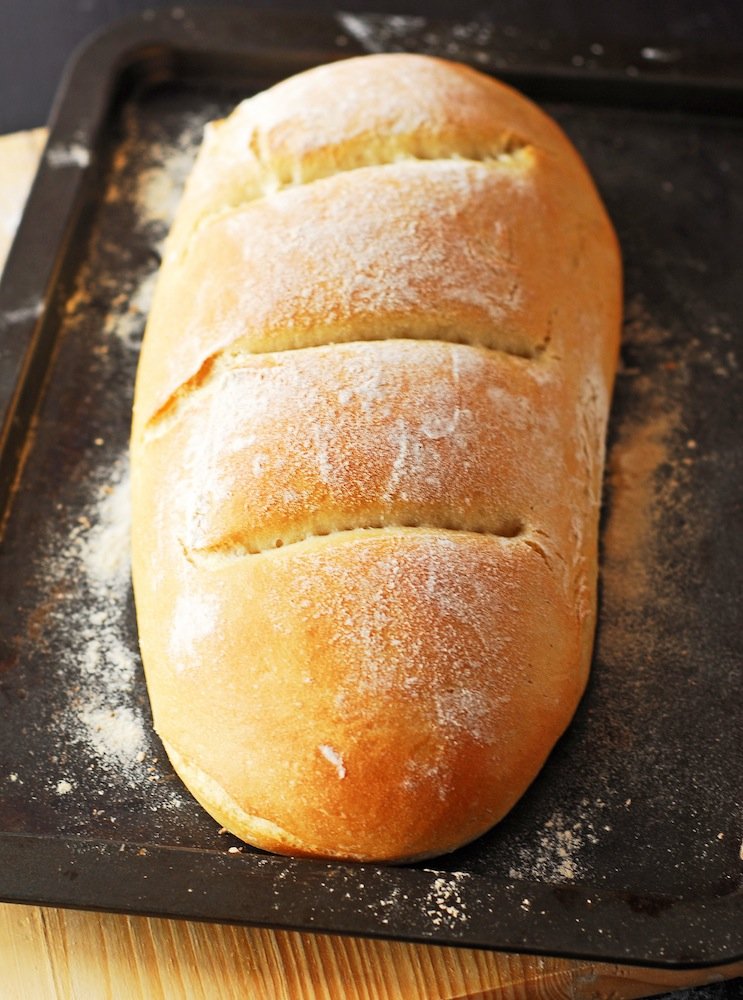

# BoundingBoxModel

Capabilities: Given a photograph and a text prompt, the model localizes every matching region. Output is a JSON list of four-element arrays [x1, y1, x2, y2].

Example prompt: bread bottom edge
[[161, 737, 481, 864]]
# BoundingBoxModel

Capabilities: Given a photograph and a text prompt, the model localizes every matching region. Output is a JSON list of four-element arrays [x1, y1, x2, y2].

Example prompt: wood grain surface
[[0, 127, 46, 266], [0, 128, 741, 1000], [1, 902, 741, 1000]]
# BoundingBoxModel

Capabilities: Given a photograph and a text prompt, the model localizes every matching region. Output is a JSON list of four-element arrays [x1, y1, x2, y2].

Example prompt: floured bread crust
[[131, 53, 622, 861]]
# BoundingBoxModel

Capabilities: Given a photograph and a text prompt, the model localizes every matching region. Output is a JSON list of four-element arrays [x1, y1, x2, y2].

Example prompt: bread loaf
[[131, 54, 622, 861]]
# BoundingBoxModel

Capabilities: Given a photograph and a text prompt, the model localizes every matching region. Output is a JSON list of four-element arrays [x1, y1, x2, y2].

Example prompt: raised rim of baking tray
[[0, 6, 741, 969]]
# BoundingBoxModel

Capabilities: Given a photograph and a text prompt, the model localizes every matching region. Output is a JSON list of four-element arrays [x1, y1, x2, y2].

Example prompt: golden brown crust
[[131, 54, 622, 861], [143, 342, 573, 555], [133, 528, 587, 862], [163, 53, 587, 255], [133, 153, 617, 435]]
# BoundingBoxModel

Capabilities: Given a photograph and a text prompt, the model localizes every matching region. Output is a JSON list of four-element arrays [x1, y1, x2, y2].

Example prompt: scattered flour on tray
[[46, 458, 147, 774], [337, 13, 502, 65], [39, 455, 186, 811], [135, 142, 197, 231], [422, 871, 471, 929], [67, 108, 208, 353], [337, 13, 428, 53], [508, 803, 603, 883], [35, 108, 219, 812]]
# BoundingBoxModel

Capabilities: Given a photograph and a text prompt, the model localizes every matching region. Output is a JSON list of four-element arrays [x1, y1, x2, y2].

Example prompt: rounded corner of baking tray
[[46, 11, 185, 146]]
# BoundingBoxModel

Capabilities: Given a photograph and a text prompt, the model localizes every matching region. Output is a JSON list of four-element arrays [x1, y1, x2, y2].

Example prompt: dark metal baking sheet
[[0, 7, 741, 967]]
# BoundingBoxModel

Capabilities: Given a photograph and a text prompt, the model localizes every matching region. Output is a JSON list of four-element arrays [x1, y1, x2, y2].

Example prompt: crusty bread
[[131, 53, 622, 862]]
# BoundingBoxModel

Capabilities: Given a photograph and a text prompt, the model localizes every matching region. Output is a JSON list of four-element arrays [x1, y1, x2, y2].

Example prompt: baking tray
[[0, 7, 741, 968]]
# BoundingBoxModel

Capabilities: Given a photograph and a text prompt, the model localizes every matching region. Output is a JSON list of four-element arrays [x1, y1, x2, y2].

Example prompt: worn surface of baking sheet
[[0, 8, 740, 966]]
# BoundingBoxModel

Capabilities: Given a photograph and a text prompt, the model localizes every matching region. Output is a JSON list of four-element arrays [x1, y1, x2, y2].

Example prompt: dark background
[[2, 3, 742, 998], [2, 0, 743, 132]]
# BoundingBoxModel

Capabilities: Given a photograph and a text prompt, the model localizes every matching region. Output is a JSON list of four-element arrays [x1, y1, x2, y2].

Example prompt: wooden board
[[1, 902, 742, 1000]]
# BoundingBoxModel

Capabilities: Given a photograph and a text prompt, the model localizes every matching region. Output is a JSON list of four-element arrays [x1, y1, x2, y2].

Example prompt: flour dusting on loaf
[[131, 54, 622, 861]]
